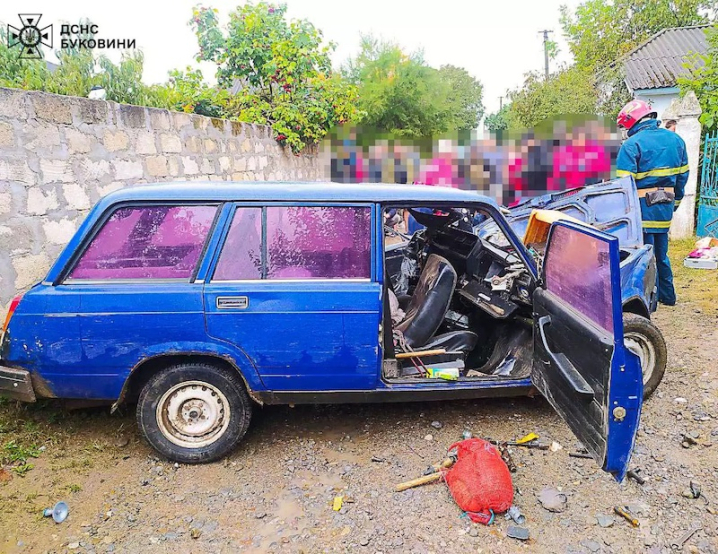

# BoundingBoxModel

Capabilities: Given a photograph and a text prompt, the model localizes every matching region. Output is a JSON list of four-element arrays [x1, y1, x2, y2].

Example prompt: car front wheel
[[623, 313, 667, 400], [137, 362, 252, 463]]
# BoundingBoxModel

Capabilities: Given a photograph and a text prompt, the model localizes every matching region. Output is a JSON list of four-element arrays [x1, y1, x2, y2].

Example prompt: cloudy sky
[[3, 0, 585, 123]]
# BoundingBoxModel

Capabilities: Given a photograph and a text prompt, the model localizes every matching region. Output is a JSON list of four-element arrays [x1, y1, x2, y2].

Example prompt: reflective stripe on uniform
[[617, 164, 689, 180], [642, 220, 672, 229], [674, 199, 682, 207]]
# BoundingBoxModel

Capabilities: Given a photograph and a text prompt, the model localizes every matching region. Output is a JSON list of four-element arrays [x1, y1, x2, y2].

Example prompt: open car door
[[532, 220, 643, 482]]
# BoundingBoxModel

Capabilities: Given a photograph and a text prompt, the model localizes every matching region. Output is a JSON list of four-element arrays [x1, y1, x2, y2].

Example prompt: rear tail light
[[2, 295, 22, 335]]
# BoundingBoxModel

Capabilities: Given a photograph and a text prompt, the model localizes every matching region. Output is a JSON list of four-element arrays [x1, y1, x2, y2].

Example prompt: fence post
[[670, 90, 702, 240]]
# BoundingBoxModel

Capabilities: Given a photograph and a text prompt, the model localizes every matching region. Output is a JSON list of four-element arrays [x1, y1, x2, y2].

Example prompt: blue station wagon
[[0, 178, 663, 481]]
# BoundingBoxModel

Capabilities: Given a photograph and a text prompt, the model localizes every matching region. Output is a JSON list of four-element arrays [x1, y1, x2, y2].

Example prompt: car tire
[[137, 362, 252, 464], [623, 313, 667, 400]]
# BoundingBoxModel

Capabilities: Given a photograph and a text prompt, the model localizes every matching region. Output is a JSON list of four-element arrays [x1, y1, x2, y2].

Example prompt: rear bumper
[[0, 366, 36, 402]]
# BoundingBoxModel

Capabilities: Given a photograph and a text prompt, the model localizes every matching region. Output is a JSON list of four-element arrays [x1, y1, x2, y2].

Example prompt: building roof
[[623, 25, 713, 91], [100, 181, 498, 206]]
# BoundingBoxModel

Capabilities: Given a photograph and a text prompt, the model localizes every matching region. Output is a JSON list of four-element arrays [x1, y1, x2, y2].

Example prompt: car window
[[212, 208, 263, 281], [544, 224, 613, 332], [266, 206, 371, 279], [68, 205, 218, 280]]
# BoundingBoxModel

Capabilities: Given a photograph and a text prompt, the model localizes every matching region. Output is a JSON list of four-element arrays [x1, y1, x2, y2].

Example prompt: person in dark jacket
[[616, 99, 689, 306]]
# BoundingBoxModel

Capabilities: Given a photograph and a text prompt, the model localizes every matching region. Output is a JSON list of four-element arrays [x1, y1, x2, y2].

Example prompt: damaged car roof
[[100, 181, 499, 206]]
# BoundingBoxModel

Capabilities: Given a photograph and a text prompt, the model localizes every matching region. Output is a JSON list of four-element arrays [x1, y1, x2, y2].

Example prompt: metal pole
[[539, 30, 552, 80]]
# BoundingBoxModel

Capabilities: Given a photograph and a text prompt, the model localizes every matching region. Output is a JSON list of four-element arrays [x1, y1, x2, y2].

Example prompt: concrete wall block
[[31, 93, 73, 125], [22, 122, 62, 151], [204, 139, 218, 154], [247, 157, 257, 171], [233, 157, 247, 172], [77, 99, 109, 124], [0, 224, 32, 254], [200, 158, 216, 175], [0, 88, 28, 118], [182, 157, 199, 175], [42, 218, 78, 245], [219, 156, 231, 172], [168, 156, 181, 177], [160, 133, 182, 153], [135, 131, 158, 154], [0, 121, 14, 147], [146, 155, 169, 177], [62, 183, 91, 210], [76, 159, 112, 182], [119, 105, 147, 128], [103, 130, 130, 152], [65, 127, 94, 153], [112, 159, 144, 180], [148, 108, 171, 130], [0, 159, 35, 185], [0, 191, 12, 216], [98, 182, 125, 198], [173, 112, 193, 130], [26, 187, 59, 215], [186, 136, 202, 153], [40, 159, 74, 184], [12, 253, 50, 291]]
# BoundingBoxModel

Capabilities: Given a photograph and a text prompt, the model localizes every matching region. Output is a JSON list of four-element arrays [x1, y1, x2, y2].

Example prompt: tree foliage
[[484, 104, 512, 133], [190, 2, 361, 152], [344, 35, 484, 137], [506, 66, 598, 129], [561, 0, 715, 72], [679, 24, 718, 132]]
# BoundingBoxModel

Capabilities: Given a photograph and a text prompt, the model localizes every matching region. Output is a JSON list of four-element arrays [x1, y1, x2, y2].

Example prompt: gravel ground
[[1, 239, 717, 554]]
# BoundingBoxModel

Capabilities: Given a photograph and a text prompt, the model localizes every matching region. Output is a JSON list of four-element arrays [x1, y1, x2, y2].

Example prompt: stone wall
[[0, 87, 322, 312]]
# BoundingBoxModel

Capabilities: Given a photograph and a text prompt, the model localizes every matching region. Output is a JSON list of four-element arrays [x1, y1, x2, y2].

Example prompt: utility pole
[[499, 96, 503, 111], [539, 30, 553, 81]]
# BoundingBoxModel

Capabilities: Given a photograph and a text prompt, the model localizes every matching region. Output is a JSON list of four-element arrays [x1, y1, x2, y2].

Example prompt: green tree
[[560, 0, 714, 72], [345, 36, 483, 137], [191, 2, 361, 152], [506, 66, 598, 128], [679, 25, 718, 132], [484, 104, 511, 133], [437, 64, 485, 130]]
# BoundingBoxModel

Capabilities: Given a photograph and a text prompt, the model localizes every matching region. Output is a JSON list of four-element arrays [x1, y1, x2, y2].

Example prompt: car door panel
[[532, 220, 642, 482]]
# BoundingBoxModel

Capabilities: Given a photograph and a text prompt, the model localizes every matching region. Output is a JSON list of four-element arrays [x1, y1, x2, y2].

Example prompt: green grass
[[669, 238, 718, 310]]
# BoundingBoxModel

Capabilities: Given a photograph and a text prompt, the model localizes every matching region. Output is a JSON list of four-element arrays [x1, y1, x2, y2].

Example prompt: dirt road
[[1, 239, 717, 554]]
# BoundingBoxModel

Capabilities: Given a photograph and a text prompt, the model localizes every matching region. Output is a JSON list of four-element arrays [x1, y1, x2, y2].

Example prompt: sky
[[2, 0, 586, 127]]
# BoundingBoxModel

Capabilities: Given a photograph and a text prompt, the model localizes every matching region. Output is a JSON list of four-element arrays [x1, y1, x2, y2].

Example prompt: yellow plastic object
[[522, 209, 584, 247], [426, 367, 459, 381], [516, 432, 539, 444], [332, 496, 343, 511]]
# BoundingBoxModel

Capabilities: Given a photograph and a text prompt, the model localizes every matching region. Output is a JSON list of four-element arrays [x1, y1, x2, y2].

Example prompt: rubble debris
[[537, 488, 567, 513], [332, 496, 344, 511], [627, 469, 646, 485], [506, 525, 530, 540], [506, 506, 526, 525], [596, 514, 615, 528]]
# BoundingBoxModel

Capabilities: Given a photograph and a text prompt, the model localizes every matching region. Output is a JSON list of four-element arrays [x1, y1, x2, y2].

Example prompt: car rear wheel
[[137, 362, 252, 463], [623, 313, 667, 400]]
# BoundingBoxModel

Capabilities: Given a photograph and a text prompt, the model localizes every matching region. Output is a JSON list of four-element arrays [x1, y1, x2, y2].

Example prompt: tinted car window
[[544, 224, 613, 332], [213, 208, 263, 281], [69, 205, 217, 280], [266, 206, 371, 279]]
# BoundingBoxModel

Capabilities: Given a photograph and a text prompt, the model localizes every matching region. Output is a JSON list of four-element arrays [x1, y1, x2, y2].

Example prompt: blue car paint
[[0, 181, 643, 480], [542, 220, 643, 482]]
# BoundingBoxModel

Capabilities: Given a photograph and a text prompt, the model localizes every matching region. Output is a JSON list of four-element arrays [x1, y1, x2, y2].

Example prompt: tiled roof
[[623, 25, 713, 90]]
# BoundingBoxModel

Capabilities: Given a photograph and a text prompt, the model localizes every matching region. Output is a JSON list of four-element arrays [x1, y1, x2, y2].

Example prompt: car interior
[[381, 204, 538, 383]]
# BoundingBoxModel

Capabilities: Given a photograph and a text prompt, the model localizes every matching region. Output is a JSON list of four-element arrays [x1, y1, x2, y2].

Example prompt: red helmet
[[617, 99, 657, 130]]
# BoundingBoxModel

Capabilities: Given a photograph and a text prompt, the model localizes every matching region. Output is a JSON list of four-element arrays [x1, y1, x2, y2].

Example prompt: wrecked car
[[0, 180, 651, 481]]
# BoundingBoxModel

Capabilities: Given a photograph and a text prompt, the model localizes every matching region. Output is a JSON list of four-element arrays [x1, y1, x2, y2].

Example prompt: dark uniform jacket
[[616, 119, 689, 233]]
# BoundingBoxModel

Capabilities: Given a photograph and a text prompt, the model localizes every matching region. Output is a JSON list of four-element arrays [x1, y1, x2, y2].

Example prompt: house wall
[[0, 88, 324, 312], [634, 88, 680, 122]]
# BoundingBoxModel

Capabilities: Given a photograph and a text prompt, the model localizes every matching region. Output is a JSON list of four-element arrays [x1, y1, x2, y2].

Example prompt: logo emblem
[[7, 14, 52, 59]]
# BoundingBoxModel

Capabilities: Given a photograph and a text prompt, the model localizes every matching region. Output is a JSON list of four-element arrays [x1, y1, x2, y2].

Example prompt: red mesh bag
[[441, 438, 514, 525]]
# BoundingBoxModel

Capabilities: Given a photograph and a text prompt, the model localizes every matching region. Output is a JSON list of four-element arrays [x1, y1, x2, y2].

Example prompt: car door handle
[[216, 296, 249, 310], [537, 315, 594, 401]]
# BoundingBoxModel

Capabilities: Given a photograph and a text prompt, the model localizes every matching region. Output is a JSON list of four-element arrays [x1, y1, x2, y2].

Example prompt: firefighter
[[616, 99, 689, 306]]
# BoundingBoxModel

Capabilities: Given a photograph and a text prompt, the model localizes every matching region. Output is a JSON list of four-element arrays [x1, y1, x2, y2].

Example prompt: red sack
[[441, 438, 514, 525]]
